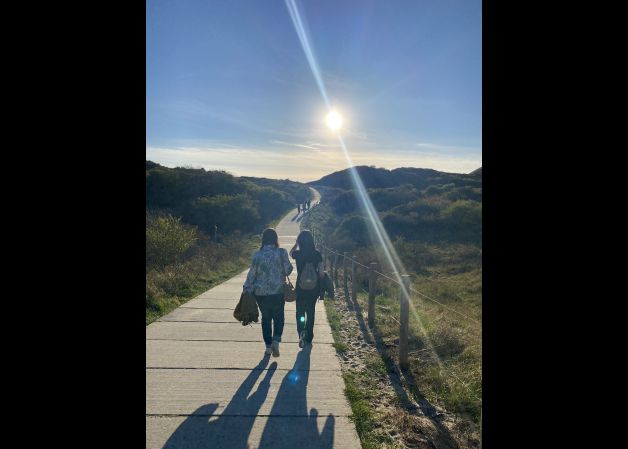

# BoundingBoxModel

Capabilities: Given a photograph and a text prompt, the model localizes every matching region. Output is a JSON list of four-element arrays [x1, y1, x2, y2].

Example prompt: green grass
[[146, 236, 258, 325], [324, 297, 342, 335], [323, 298, 402, 449], [318, 236, 483, 423], [356, 283, 482, 422], [322, 297, 349, 353], [146, 204, 297, 326], [342, 372, 399, 449], [306, 186, 483, 443]]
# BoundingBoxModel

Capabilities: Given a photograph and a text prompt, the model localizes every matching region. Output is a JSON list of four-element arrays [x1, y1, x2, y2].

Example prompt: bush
[[146, 162, 305, 236], [330, 190, 359, 213], [441, 200, 482, 242], [146, 214, 198, 269], [295, 185, 313, 203], [369, 185, 420, 211], [334, 215, 370, 246], [428, 325, 466, 358], [445, 186, 482, 202], [184, 193, 261, 235]]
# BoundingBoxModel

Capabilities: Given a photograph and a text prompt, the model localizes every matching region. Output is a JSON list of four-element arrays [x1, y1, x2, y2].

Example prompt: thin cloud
[[416, 142, 481, 153], [270, 140, 319, 150], [305, 141, 332, 148], [270, 140, 335, 151]]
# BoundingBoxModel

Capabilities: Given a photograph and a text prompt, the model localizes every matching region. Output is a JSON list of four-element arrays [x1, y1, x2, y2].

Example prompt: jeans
[[255, 294, 285, 346], [296, 292, 318, 343]]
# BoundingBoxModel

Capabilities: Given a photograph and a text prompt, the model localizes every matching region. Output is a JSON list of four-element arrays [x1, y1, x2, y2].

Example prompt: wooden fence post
[[351, 257, 357, 303], [368, 262, 377, 328], [333, 254, 339, 287], [399, 275, 411, 370], [343, 252, 348, 296]]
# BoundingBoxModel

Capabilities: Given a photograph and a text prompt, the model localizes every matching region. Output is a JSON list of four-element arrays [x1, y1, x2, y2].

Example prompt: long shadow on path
[[258, 345, 335, 449], [161, 355, 277, 449], [160, 349, 335, 449]]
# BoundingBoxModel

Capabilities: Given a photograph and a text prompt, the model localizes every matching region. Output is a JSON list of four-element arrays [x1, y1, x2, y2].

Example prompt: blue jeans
[[255, 294, 285, 346]]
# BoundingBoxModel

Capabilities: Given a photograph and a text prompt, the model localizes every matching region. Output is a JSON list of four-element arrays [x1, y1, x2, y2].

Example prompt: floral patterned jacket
[[243, 245, 293, 296]]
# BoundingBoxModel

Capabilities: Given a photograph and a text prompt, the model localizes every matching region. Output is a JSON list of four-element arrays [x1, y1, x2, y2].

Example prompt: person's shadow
[[160, 349, 334, 449], [161, 355, 277, 449], [258, 345, 335, 449]]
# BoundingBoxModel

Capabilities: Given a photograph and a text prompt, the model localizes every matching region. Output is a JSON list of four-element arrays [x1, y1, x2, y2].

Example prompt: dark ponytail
[[296, 230, 315, 258]]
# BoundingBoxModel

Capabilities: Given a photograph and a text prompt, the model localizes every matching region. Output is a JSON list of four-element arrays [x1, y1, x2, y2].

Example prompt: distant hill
[[146, 161, 310, 235], [469, 167, 482, 176], [308, 166, 480, 190], [304, 164, 482, 245]]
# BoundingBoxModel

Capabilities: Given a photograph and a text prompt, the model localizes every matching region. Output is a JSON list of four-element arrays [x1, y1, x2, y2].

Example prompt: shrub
[[330, 190, 360, 213], [184, 193, 261, 235], [334, 215, 370, 246], [441, 200, 482, 242], [445, 186, 482, 202], [146, 215, 198, 269], [428, 325, 466, 358], [369, 185, 420, 211]]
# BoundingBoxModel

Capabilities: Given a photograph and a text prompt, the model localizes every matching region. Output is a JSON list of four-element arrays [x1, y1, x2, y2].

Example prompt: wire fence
[[302, 219, 482, 415], [319, 243, 481, 327]]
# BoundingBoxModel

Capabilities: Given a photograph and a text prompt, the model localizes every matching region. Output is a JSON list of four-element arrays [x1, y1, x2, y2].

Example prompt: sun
[[325, 110, 343, 131]]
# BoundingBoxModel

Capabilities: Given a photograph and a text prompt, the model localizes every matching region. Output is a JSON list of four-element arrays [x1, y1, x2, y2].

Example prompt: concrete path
[[146, 188, 362, 449]]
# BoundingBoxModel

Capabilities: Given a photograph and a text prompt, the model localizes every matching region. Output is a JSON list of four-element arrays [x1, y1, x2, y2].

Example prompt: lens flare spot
[[300, 316, 305, 322], [287, 370, 300, 384], [325, 110, 343, 131]]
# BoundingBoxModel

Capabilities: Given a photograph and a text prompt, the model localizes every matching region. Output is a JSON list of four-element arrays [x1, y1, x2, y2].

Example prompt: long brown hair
[[296, 229, 315, 257], [260, 228, 279, 249]]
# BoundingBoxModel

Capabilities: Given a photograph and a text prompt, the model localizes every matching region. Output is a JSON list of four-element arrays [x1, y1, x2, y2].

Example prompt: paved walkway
[[146, 188, 362, 449]]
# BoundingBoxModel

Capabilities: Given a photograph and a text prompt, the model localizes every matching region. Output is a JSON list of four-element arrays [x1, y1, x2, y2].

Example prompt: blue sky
[[147, 0, 481, 182]]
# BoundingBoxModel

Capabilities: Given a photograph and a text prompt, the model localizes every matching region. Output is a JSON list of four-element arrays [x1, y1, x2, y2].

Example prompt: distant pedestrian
[[297, 203, 301, 214], [243, 228, 293, 357], [290, 230, 324, 348]]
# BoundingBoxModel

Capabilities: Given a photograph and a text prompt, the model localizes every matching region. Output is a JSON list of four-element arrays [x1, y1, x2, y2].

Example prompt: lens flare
[[285, 0, 330, 107], [287, 370, 301, 384], [325, 110, 343, 131], [284, 0, 446, 370], [336, 134, 445, 369]]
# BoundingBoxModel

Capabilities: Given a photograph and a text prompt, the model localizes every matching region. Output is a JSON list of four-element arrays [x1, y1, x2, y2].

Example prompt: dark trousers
[[296, 292, 318, 343], [255, 294, 285, 346]]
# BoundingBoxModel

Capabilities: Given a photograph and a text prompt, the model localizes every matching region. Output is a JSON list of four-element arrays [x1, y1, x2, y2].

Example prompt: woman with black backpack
[[290, 230, 324, 348]]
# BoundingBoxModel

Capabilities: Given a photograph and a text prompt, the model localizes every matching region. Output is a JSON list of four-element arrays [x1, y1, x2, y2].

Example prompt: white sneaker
[[265, 346, 272, 355], [271, 341, 280, 357]]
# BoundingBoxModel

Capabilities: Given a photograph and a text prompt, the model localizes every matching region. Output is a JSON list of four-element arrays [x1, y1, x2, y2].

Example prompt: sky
[[146, 0, 482, 182]]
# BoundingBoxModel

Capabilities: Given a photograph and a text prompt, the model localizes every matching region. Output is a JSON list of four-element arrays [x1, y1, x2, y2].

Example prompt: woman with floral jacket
[[243, 228, 293, 357]]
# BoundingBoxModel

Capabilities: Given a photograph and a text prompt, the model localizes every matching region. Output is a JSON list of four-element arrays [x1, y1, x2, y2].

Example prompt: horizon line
[[146, 159, 482, 184]]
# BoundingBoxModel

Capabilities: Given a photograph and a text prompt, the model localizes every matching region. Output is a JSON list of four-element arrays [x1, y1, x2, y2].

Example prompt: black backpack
[[299, 261, 318, 290]]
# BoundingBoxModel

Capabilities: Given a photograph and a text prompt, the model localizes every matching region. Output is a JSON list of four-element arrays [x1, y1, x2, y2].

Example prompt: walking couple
[[243, 228, 323, 357]]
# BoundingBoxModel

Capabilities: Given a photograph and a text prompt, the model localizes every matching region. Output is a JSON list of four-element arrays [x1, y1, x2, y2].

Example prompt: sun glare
[[325, 110, 343, 131]]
